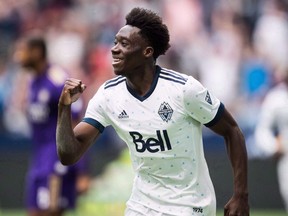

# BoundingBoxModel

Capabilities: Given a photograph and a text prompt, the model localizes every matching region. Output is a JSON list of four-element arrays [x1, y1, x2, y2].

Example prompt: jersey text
[[129, 130, 172, 153]]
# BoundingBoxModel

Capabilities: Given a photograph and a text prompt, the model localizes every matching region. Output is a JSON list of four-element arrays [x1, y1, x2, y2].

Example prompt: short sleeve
[[183, 76, 224, 126], [82, 84, 110, 133]]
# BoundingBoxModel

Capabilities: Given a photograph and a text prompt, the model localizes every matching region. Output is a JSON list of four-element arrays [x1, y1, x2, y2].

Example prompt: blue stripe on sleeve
[[82, 118, 105, 133], [204, 103, 225, 127]]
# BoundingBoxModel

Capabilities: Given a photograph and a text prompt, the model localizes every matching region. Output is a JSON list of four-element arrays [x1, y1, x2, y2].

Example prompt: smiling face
[[111, 25, 153, 76]]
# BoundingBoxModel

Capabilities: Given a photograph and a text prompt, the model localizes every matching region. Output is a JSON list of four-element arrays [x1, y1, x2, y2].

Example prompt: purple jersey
[[27, 65, 83, 177], [25, 65, 89, 210]]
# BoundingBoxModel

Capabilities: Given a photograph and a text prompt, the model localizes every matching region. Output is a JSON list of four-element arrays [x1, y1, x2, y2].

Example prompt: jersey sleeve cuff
[[82, 118, 105, 133], [204, 102, 225, 127]]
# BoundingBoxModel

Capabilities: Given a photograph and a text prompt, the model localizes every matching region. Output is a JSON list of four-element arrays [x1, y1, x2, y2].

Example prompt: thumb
[[80, 84, 86, 92]]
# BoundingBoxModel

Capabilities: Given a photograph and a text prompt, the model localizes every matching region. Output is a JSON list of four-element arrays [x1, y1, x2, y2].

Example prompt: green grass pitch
[[0, 209, 287, 216]]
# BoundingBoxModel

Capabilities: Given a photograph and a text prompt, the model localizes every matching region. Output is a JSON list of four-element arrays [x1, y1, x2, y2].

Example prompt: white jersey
[[255, 83, 288, 157], [255, 82, 288, 212], [84, 66, 223, 216]]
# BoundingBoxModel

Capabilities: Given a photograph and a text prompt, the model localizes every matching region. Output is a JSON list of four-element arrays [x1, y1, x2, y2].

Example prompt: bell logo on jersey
[[129, 130, 172, 153]]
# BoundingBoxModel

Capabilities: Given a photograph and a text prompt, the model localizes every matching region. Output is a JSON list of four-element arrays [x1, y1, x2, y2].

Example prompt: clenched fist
[[59, 78, 86, 105]]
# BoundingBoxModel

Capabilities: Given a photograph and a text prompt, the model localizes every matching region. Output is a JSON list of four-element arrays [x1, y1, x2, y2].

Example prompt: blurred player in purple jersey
[[14, 35, 90, 216]]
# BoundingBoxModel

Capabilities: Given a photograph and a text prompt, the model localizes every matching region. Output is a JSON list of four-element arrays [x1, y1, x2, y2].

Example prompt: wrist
[[58, 102, 72, 107], [234, 191, 248, 199]]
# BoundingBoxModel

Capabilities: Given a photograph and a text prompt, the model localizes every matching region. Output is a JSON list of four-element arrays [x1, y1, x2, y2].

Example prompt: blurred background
[[0, 0, 288, 215]]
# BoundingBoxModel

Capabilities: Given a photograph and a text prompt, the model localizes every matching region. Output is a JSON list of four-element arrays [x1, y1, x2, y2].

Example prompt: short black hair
[[26, 36, 47, 59], [125, 7, 170, 59]]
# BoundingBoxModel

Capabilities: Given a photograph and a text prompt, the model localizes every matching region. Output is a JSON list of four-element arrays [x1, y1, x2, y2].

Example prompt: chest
[[107, 89, 187, 131], [106, 88, 202, 154], [28, 80, 54, 124], [274, 104, 288, 129]]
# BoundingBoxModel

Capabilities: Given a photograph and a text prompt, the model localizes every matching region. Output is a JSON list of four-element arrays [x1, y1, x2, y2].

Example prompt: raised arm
[[209, 108, 249, 216], [56, 78, 100, 165]]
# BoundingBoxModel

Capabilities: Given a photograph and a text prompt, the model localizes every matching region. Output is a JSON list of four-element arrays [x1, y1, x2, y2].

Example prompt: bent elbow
[[60, 158, 76, 166], [57, 150, 78, 166]]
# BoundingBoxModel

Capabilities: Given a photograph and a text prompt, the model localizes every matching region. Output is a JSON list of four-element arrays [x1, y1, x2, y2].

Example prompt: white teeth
[[113, 58, 121, 63], [112, 58, 122, 65]]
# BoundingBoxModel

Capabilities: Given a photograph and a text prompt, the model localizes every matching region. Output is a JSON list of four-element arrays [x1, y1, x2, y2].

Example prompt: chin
[[113, 68, 125, 76]]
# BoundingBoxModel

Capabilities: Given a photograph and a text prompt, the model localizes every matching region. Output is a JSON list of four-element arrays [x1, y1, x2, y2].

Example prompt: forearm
[[225, 126, 248, 197], [56, 104, 82, 165], [210, 109, 249, 214]]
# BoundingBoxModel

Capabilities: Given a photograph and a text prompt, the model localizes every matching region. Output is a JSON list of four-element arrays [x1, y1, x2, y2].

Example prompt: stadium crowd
[[1, 0, 288, 158]]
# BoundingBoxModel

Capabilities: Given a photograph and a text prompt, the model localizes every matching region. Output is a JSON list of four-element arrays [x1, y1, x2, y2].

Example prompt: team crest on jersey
[[158, 102, 173, 122], [38, 88, 50, 103]]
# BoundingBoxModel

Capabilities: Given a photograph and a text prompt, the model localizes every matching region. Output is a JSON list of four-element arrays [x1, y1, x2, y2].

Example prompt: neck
[[126, 63, 156, 97]]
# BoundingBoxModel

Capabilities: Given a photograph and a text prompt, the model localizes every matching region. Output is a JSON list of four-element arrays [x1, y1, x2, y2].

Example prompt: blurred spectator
[[236, 15, 271, 101], [0, 61, 18, 132], [253, 0, 288, 82], [46, 9, 88, 78], [0, 1, 21, 61], [197, 1, 242, 109], [233, 14, 272, 158], [0, 1, 22, 130]]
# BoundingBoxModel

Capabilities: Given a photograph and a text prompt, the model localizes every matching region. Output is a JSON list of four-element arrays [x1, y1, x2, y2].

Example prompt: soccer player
[[56, 8, 249, 216], [255, 72, 288, 213], [14, 36, 90, 216]]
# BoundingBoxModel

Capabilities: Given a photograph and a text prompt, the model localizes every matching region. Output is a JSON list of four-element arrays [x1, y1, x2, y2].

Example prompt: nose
[[111, 43, 120, 55]]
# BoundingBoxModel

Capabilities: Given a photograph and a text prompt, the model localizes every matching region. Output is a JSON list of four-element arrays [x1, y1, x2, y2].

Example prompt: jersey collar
[[126, 65, 161, 102]]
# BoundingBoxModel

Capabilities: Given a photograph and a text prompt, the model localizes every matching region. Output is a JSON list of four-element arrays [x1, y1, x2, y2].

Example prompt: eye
[[113, 38, 129, 47], [121, 42, 128, 47], [120, 39, 130, 47]]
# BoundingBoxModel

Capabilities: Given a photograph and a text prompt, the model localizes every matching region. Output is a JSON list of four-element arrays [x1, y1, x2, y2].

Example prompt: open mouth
[[112, 58, 123, 66]]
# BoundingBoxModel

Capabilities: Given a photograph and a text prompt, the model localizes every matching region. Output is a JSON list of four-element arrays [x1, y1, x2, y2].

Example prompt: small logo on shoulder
[[205, 91, 212, 105], [158, 102, 173, 122], [118, 110, 129, 119]]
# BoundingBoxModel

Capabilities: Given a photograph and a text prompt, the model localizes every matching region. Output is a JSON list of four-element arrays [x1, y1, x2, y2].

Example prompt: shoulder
[[90, 76, 126, 101], [158, 66, 188, 86], [158, 66, 201, 88], [265, 83, 287, 101], [262, 83, 288, 110], [157, 66, 206, 98], [103, 75, 126, 90], [47, 65, 67, 87]]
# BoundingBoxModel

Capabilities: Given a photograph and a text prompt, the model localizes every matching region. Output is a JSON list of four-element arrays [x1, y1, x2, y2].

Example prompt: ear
[[143, 46, 154, 58]]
